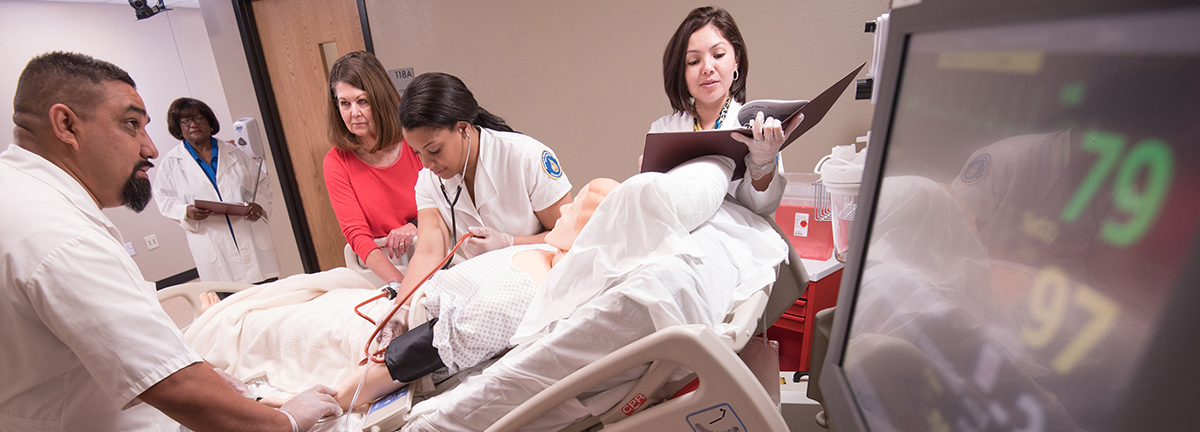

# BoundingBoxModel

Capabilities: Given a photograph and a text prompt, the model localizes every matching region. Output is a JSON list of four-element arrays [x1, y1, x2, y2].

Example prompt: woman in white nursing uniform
[[650, 6, 796, 215], [153, 97, 279, 283], [394, 72, 572, 303]]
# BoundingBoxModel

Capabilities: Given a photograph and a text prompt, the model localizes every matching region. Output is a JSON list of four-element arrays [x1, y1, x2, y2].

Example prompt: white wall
[[0, 1, 233, 282], [366, 0, 888, 190]]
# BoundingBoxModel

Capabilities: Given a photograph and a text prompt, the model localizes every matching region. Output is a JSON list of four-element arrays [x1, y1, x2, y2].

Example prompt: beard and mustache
[[120, 159, 154, 212]]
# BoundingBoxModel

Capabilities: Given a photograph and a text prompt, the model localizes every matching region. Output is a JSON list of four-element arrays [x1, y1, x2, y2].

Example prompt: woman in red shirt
[[323, 51, 422, 284]]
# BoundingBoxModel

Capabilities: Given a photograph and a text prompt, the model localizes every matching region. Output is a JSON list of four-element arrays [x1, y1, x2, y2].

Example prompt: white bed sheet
[[183, 268, 382, 430]]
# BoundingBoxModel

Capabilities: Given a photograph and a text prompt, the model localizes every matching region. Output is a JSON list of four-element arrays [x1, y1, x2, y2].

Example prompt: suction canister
[[816, 144, 867, 262]]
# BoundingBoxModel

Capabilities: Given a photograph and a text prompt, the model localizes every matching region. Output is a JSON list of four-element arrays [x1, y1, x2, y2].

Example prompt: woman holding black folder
[[153, 97, 279, 284], [650, 6, 797, 215]]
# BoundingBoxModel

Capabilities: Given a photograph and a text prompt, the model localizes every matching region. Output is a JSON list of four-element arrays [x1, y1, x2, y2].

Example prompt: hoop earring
[[733, 69, 740, 81]]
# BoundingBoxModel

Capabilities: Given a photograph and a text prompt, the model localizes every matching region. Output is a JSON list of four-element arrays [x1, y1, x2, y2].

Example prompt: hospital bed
[[157, 280, 253, 330], [158, 219, 808, 431], [485, 218, 809, 432]]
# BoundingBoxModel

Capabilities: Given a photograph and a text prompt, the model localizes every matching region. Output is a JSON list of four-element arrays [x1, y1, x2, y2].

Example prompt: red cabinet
[[767, 268, 842, 372]]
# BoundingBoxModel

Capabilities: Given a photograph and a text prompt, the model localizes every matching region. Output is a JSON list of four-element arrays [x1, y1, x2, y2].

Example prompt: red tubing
[[361, 233, 475, 363]]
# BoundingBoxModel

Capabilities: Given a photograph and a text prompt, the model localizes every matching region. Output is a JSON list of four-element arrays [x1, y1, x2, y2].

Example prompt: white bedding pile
[[185, 268, 383, 394]]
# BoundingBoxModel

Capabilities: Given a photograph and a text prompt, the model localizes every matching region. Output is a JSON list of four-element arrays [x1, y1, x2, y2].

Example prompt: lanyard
[[183, 137, 221, 194], [183, 137, 238, 249], [693, 96, 732, 131]]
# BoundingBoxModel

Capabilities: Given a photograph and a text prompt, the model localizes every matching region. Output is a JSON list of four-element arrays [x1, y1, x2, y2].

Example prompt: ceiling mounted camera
[[129, 0, 170, 20]]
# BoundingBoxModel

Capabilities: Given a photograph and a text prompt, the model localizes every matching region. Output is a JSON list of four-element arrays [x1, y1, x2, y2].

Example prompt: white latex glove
[[386, 222, 418, 258], [732, 111, 803, 180], [278, 385, 343, 432], [462, 226, 513, 257]]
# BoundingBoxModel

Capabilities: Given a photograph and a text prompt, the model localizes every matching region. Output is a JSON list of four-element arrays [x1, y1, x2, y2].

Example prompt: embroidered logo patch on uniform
[[541, 150, 563, 179], [960, 153, 991, 185]]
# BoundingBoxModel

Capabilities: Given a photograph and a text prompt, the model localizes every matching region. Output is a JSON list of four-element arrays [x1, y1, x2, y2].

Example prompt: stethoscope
[[437, 127, 473, 269]]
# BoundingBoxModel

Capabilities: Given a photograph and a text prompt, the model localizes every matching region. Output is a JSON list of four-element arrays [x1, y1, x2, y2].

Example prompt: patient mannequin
[[324, 177, 619, 409], [403, 156, 787, 431]]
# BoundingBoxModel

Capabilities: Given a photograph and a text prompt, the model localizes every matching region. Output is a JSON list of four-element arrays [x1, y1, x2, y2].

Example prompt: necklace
[[694, 96, 732, 131], [357, 142, 401, 167]]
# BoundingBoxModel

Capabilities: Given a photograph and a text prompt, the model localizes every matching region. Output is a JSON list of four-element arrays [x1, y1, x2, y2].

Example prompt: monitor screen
[[826, 3, 1200, 432]]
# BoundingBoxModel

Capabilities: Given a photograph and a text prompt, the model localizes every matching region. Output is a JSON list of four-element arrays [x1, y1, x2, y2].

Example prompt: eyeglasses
[[180, 116, 208, 127]]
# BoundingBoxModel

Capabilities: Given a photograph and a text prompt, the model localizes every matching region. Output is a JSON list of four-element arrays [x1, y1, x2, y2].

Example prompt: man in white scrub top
[[0, 52, 340, 432]]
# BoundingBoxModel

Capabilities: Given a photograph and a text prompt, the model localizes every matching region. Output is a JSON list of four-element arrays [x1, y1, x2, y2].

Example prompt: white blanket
[[184, 268, 384, 394]]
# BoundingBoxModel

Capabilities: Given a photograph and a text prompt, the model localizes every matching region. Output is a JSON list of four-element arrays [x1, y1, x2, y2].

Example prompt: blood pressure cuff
[[384, 317, 445, 383]]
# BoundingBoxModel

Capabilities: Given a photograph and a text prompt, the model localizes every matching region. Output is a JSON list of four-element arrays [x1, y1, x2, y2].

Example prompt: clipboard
[[641, 62, 865, 179], [194, 199, 251, 216], [194, 157, 266, 218]]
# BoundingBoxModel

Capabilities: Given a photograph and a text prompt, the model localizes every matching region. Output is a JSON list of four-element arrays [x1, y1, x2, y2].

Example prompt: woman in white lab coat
[[153, 97, 279, 283], [650, 6, 797, 215]]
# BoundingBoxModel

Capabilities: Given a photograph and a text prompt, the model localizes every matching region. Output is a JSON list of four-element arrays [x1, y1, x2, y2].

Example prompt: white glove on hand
[[279, 385, 342, 432], [732, 111, 802, 180], [462, 226, 513, 257]]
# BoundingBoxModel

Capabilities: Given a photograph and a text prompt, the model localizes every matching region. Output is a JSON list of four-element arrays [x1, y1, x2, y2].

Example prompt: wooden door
[[251, 0, 364, 271]]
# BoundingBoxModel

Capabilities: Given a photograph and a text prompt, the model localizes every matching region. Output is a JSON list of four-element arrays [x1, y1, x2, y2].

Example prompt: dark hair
[[399, 72, 514, 134], [326, 51, 404, 152], [165, 97, 220, 141], [13, 51, 136, 129], [662, 7, 749, 118]]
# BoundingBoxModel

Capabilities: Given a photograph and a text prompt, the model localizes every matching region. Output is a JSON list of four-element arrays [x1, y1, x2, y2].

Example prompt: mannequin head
[[545, 178, 619, 253]]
